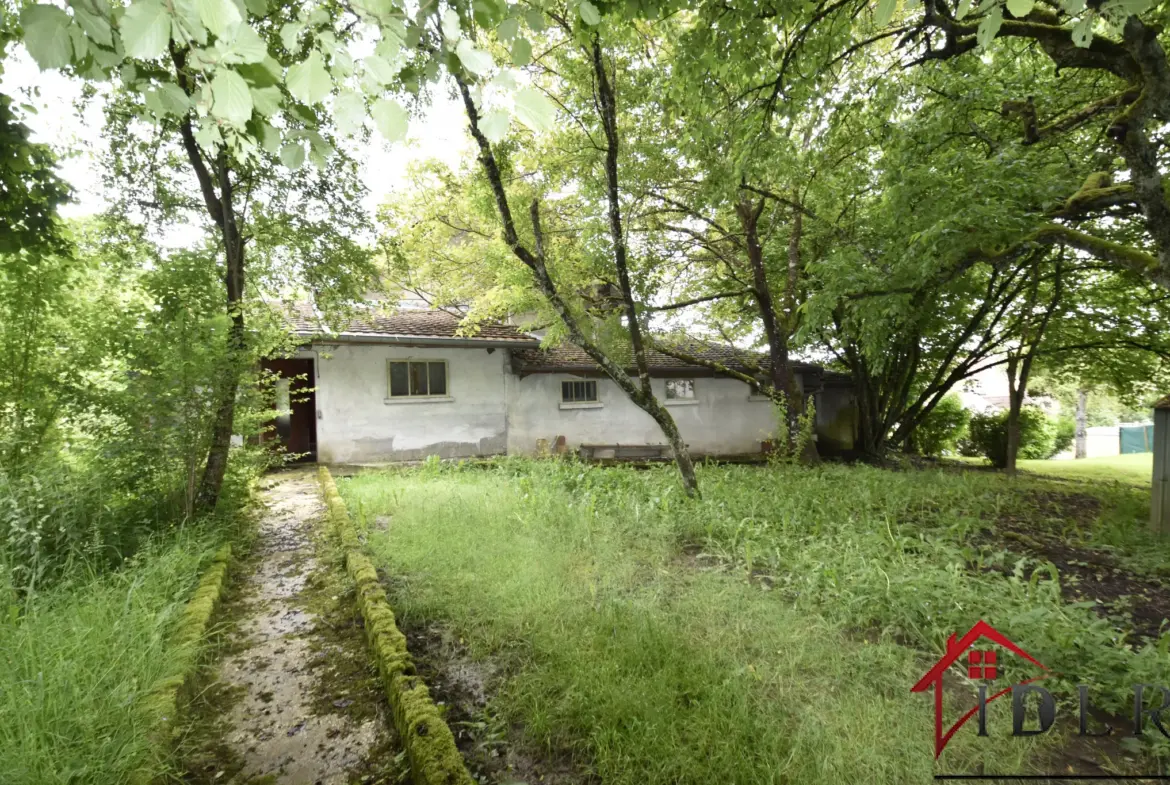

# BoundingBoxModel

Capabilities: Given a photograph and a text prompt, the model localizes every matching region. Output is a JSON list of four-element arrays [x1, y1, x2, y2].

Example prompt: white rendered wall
[[306, 343, 509, 463], [505, 374, 778, 456]]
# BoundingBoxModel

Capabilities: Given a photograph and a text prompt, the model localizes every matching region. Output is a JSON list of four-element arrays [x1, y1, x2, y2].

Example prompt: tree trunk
[[172, 47, 248, 515], [589, 39, 699, 495], [194, 156, 246, 514], [736, 199, 789, 398], [1075, 389, 1088, 459], [454, 69, 699, 498], [1003, 259, 1062, 473], [735, 196, 815, 460], [1005, 356, 1023, 473], [642, 394, 699, 490]]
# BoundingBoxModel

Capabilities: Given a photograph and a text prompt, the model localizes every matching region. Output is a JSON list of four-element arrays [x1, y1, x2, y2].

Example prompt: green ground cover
[[0, 526, 227, 785], [1017, 454, 1153, 487], [341, 459, 1170, 784]]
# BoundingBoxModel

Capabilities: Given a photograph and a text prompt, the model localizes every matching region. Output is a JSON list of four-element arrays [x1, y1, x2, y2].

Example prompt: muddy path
[[176, 470, 408, 785]]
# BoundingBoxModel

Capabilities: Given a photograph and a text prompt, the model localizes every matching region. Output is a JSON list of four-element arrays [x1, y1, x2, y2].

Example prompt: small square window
[[561, 380, 598, 403], [665, 379, 695, 400]]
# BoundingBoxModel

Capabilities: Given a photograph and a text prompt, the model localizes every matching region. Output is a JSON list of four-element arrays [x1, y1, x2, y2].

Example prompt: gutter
[[297, 332, 541, 349]]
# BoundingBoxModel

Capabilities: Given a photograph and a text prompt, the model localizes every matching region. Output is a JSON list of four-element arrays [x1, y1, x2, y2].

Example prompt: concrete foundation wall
[[307, 343, 509, 463], [506, 373, 779, 456]]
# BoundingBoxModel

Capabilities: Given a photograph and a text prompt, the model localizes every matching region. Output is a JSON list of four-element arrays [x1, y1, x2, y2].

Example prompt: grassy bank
[[340, 460, 1170, 783], [0, 526, 228, 784]]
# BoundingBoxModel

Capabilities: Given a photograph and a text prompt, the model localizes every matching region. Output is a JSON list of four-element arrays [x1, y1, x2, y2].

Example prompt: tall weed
[[0, 525, 223, 784]]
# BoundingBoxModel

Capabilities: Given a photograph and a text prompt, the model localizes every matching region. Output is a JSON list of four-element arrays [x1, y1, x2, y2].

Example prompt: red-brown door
[[261, 358, 317, 462]]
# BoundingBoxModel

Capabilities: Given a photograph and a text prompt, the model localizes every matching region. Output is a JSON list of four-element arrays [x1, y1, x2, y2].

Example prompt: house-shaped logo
[[911, 620, 1050, 758]]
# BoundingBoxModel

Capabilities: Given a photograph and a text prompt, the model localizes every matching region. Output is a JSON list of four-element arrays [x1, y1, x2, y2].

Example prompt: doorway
[[261, 358, 317, 462]]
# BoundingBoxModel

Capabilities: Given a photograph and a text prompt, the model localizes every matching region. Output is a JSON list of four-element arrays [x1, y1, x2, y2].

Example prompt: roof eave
[[298, 331, 540, 349], [513, 363, 757, 378]]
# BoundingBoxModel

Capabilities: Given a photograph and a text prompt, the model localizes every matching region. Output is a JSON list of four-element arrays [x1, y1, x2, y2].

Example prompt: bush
[[965, 406, 1057, 467], [1053, 415, 1076, 456], [1018, 407, 1058, 460], [915, 395, 970, 456]]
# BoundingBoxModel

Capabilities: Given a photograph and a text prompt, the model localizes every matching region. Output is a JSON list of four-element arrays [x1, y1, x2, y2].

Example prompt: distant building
[[957, 361, 1149, 459], [957, 363, 1057, 415]]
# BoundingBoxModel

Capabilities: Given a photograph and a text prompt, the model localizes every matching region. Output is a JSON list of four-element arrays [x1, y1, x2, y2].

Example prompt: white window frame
[[664, 378, 698, 405], [385, 359, 452, 403], [560, 378, 603, 410]]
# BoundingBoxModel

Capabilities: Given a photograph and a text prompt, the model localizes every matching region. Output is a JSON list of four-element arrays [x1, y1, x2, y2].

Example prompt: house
[[272, 305, 856, 463]]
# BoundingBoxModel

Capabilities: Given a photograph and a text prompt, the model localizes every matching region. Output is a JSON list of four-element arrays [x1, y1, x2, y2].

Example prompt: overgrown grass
[[339, 459, 1170, 784], [0, 524, 227, 784], [1017, 453, 1153, 487]]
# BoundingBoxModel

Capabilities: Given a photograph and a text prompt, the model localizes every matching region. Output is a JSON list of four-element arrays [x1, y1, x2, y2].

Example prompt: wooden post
[[1152, 398, 1170, 535]]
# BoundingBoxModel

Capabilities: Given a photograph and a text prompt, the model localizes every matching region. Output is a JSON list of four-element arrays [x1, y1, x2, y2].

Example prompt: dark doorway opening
[[261, 357, 317, 462]]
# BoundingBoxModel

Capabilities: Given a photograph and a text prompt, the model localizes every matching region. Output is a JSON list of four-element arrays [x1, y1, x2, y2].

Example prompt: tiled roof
[[512, 340, 778, 371], [291, 303, 538, 344], [511, 338, 849, 379]]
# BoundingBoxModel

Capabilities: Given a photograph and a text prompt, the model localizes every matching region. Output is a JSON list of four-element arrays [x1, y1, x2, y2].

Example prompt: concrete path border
[[318, 466, 474, 785]]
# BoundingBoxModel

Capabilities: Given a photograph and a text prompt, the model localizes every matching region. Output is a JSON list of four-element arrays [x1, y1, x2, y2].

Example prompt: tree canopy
[[6, 0, 1170, 495]]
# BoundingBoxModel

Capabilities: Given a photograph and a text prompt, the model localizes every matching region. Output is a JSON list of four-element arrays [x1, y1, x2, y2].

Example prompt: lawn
[[340, 459, 1170, 784], [1017, 453, 1153, 487]]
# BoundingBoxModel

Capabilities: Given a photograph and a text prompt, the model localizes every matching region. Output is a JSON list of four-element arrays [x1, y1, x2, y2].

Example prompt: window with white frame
[[665, 378, 695, 400], [387, 360, 448, 398], [561, 380, 598, 403]]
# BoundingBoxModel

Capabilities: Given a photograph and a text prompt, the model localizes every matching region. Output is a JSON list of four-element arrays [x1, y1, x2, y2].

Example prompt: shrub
[[965, 406, 1055, 467], [1052, 415, 1076, 456], [914, 394, 970, 456], [768, 397, 816, 465], [1018, 407, 1057, 460]]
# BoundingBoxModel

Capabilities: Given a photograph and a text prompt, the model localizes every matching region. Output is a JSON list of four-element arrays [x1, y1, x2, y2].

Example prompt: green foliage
[[17, 0, 558, 170], [343, 460, 1170, 781], [1053, 415, 1076, 455], [966, 407, 1057, 467], [0, 216, 272, 589], [0, 524, 226, 784], [1030, 374, 1160, 426], [915, 394, 970, 456], [967, 410, 1011, 466], [768, 397, 816, 465], [0, 95, 71, 256]]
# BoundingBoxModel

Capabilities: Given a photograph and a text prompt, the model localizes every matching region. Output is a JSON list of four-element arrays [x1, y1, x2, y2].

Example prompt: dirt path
[[179, 470, 407, 785]]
